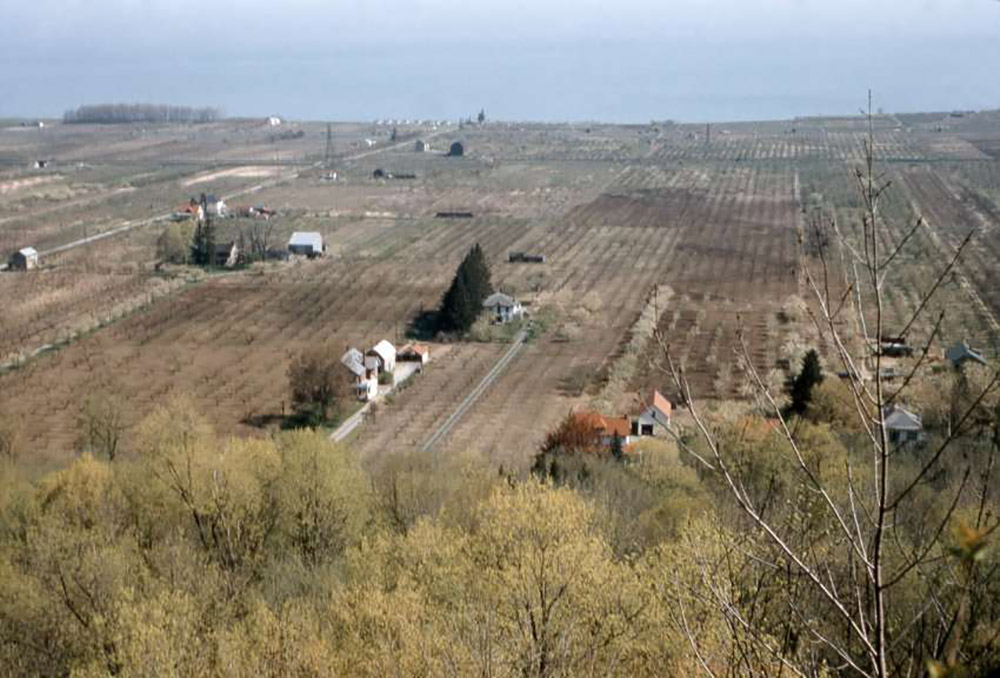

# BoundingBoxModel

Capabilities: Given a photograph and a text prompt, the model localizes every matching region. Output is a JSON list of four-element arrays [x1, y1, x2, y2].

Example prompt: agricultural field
[[1, 111, 999, 472]]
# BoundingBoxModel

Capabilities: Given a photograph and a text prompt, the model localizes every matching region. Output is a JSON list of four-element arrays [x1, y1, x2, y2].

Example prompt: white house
[[288, 232, 324, 257], [367, 340, 397, 373], [631, 390, 672, 437], [341, 348, 378, 401], [483, 292, 523, 324], [884, 405, 924, 445], [267, 116, 282, 126], [9, 247, 38, 271], [203, 194, 227, 217]]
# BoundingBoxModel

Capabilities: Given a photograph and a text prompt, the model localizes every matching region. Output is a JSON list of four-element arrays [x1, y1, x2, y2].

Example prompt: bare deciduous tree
[[656, 97, 1000, 677]]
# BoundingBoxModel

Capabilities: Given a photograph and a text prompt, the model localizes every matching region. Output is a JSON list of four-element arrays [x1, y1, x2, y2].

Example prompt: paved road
[[418, 330, 528, 453], [331, 402, 373, 443], [1, 129, 450, 271]]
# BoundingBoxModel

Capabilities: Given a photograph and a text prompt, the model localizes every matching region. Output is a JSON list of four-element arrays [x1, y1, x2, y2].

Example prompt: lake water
[[4, 37, 999, 123]]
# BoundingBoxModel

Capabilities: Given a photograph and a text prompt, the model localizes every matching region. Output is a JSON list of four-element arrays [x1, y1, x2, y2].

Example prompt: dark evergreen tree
[[610, 433, 624, 462], [438, 244, 493, 334], [477, 108, 486, 124], [790, 349, 823, 415]]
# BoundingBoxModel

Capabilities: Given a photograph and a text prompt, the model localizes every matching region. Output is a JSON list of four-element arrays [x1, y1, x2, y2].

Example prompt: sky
[[2, 0, 999, 122]]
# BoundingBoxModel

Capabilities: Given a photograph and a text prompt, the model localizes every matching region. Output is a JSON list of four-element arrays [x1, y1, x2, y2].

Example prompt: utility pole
[[705, 123, 711, 146], [324, 123, 333, 168]]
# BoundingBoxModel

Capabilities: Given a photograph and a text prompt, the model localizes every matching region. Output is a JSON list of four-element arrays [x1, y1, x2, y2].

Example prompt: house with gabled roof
[[9, 246, 38, 271], [367, 340, 396, 373], [884, 405, 924, 445], [631, 390, 672, 437], [571, 411, 632, 448], [341, 348, 377, 401], [483, 292, 523, 324]]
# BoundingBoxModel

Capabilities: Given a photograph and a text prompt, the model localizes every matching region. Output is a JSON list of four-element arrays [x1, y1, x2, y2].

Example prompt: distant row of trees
[[63, 103, 222, 124]]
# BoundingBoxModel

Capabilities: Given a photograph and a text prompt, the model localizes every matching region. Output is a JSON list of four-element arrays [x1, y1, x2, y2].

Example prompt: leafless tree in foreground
[[656, 98, 1000, 677]]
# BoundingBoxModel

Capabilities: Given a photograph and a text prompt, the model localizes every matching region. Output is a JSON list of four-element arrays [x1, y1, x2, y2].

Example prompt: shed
[[483, 292, 523, 324], [9, 247, 39, 271], [884, 405, 924, 445], [341, 348, 377, 401], [288, 232, 324, 257], [398, 343, 430, 366], [414, 139, 427, 153], [367, 340, 397, 373], [448, 141, 464, 157]]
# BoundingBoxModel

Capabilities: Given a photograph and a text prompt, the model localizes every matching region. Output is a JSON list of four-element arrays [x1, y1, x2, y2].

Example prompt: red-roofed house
[[571, 411, 632, 447]]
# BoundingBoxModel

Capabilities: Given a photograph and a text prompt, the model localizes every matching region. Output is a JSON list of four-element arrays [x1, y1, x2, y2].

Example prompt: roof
[[946, 341, 987, 367], [17, 247, 37, 257], [368, 340, 396, 364], [289, 231, 323, 250], [649, 390, 672, 418], [883, 405, 923, 432], [341, 348, 366, 377], [483, 292, 517, 308], [364, 356, 380, 371], [571, 411, 630, 439], [213, 242, 236, 253]]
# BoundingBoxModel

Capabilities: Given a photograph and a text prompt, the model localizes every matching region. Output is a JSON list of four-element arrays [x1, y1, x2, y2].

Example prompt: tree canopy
[[438, 243, 492, 334]]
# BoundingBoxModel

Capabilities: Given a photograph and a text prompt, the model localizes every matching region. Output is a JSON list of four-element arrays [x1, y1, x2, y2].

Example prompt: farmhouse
[[202, 194, 227, 217], [213, 242, 240, 268], [367, 340, 397, 373], [449, 141, 465, 157], [572, 411, 632, 448], [884, 405, 924, 445], [631, 390, 672, 437], [483, 292, 523, 324], [288, 232, 324, 257], [341, 348, 378, 401], [946, 340, 987, 368], [9, 247, 39, 271], [398, 343, 430, 366]]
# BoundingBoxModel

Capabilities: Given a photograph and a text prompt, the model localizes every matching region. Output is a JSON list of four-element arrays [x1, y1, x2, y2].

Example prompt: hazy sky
[[3, 0, 999, 121]]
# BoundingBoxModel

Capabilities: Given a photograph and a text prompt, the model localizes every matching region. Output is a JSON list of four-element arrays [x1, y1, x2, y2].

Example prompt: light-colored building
[[203, 194, 227, 217], [267, 116, 282, 126], [884, 405, 924, 445], [367, 340, 397, 373], [9, 247, 38, 271], [631, 390, 672, 437], [483, 292, 523, 324], [342, 348, 378, 401], [288, 232, 324, 257], [414, 139, 428, 153]]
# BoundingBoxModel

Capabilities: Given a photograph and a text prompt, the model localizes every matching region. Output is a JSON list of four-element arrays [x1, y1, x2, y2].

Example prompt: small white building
[[367, 340, 397, 373], [483, 292, 523, 324], [631, 390, 672, 437], [288, 232, 324, 257], [203, 194, 227, 217], [267, 116, 282, 127], [884, 405, 924, 445], [9, 247, 39, 271]]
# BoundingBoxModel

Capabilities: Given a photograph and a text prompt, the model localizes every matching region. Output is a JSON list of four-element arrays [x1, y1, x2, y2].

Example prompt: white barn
[[367, 340, 397, 373], [288, 232, 324, 257]]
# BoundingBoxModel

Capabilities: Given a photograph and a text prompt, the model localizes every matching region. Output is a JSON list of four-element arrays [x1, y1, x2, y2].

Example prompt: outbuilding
[[213, 242, 240, 268], [884, 405, 924, 445], [483, 292, 523, 324], [9, 247, 39, 271], [631, 390, 672, 436], [367, 340, 397, 373], [448, 141, 464, 157], [414, 139, 427, 153], [341, 348, 378, 401], [288, 232, 324, 257], [398, 343, 430, 366]]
